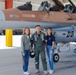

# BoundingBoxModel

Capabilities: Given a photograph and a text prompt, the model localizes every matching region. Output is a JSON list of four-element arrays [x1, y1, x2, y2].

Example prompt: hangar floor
[[0, 46, 76, 75], [0, 35, 76, 75]]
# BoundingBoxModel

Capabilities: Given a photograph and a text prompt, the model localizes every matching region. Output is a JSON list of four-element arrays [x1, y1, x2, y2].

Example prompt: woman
[[21, 27, 30, 75], [46, 27, 55, 74]]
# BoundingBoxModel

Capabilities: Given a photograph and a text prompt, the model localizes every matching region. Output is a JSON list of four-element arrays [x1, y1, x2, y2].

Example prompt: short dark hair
[[48, 27, 52, 30], [35, 25, 41, 28]]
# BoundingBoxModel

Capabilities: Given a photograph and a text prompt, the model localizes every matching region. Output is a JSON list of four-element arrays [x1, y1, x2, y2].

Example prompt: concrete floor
[[0, 47, 76, 75]]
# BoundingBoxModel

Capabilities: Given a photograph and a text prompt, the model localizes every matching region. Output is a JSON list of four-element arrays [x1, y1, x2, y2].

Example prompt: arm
[[52, 42, 55, 49], [42, 33, 47, 46], [43, 33, 47, 50], [30, 34, 34, 51], [21, 35, 25, 54], [50, 35, 55, 55], [52, 35, 55, 49]]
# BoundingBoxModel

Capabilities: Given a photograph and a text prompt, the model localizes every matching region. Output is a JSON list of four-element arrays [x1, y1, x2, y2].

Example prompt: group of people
[[21, 25, 55, 75]]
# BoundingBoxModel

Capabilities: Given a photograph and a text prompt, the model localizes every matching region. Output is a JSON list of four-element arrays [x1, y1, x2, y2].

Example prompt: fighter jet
[[0, 0, 76, 62], [0, 0, 76, 40]]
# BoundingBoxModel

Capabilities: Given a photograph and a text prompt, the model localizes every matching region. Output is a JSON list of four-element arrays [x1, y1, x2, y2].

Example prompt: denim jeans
[[22, 50, 30, 72], [47, 45, 54, 70]]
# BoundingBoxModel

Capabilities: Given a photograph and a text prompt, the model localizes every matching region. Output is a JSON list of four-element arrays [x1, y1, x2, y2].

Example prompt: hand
[[50, 50, 52, 55], [44, 46, 46, 51], [45, 40, 47, 42], [22, 60, 24, 65], [30, 47, 33, 52]]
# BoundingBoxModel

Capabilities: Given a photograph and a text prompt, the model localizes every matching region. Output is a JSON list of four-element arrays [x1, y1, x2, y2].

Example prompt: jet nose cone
[[0, 11, 5, 21]]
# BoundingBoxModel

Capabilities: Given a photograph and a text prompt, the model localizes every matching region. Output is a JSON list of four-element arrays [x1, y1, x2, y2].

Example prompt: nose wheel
[[53, 53, 59, 62], [74, 48, 76, 53]]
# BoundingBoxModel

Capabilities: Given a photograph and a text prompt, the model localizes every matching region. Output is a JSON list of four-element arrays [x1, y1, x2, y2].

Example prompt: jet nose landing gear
[[53, 53, 59, 62]]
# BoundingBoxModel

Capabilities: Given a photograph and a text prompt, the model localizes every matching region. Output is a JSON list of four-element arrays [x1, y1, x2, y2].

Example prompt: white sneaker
[[35, 69, 40, 74], [48, 70, 53, 74], [44, 70, 48, 75], [23, 72, 30, 75]]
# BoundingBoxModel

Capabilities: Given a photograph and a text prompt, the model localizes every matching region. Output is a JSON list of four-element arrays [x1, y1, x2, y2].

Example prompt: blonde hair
[[22, 27, 30, 35]]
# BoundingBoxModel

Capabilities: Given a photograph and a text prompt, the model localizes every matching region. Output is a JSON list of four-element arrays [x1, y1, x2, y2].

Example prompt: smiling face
[[35, 25, 41, 34], [47, 28, 52, 36], [25, 28, 30, 35], [23, 27, 30, 35]]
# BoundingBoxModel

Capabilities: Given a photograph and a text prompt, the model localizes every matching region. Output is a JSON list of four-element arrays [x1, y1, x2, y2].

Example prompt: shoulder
[[41, 32, 45, 35], [31, 32, 36, 38], [21, 35, 24, 38], [46, 35, 48, 37], [52, 35, 55, 41], [21, 35, 27, 39], [52, 35, 55, 38], [21, 35, 25, 40], [31, 32, 36, 36]]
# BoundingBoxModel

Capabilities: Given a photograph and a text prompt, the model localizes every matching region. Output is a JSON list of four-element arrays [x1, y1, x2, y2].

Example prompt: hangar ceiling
[[0, 0, 76, 10], [14, 0, 76, 2], [0, 0, 76, 2], [0, 0, 48, 10], [13, 0, 47, 6]]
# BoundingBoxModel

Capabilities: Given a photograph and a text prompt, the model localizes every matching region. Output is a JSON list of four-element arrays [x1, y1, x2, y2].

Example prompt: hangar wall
[[0, 0, 46, 10], [0, 2, 5, 10]]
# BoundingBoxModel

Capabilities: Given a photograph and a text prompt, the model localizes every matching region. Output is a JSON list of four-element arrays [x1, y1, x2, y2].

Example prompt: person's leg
[[22, 50, 27, 72], [25, 50, 30, 71], [46, 46, 49, 58], [22, 55, 25, 72], [40, 50, 47, 74], [46, 46, 51, 69], [48, 46, 54, 74], [35, 48, 39, 71], [49, 50, 54, 70], [48, 46, 54, 70]]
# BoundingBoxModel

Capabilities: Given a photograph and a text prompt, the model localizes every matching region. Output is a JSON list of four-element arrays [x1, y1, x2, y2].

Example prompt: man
[[31, 25, 47, 75]]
